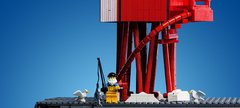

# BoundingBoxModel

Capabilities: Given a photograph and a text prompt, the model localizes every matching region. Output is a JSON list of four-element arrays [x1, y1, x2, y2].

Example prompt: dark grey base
[[35, 97, 240, 108]]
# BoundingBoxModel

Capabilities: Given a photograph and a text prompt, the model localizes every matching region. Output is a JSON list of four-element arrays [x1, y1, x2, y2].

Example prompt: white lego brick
[[126, 92, 159, 103], [168, 89, 190, 102], [100, 0, 117, 22]]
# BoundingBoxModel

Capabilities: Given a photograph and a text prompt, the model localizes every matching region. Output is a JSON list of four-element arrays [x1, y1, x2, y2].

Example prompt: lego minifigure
[[106, 72, 120, 104]]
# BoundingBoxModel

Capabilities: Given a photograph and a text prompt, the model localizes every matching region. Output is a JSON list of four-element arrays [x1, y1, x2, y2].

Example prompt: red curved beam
[[117, 12, 192, 81]]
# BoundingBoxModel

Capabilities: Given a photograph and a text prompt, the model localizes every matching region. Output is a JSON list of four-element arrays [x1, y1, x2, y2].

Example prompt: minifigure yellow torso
[[107, 85, 120, 93], [106, 85, 120, 103]]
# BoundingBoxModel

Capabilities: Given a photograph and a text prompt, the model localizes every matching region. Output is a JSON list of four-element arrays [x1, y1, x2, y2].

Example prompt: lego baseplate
[[35, 97, 240, 108]]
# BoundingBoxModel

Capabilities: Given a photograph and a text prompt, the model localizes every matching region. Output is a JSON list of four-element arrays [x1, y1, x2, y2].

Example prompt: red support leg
[[127, 24, 133, 94], [133, 23, 143, 93], [119, 22, 130, 101], [150, 23, 160, 93], [144, 40, 155, 93], [169, 43, 177, 90], [116, 22, 123, 74], [162, 28, 173, 94], [119, 22, 129, 70], [144, 23, 159, 93], [169, 26, 178, 91], [138, 23, 147, 87], [144, 49, 152, 92]]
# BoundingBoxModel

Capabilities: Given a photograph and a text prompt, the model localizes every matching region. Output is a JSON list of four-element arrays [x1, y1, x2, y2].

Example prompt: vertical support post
[[138, 22, 147, 88], [168, 42, 176, 90], [116, 22, 123, 74], [169, 25, 178, 91], [127, 24, 133, 94], [162, 28, 172, 94], [150, 22, 160, 93], [118, 22, 130, 101], [119, 22, 129, 71], [144, 23, 159, 93], [133, 23, 143, 93]]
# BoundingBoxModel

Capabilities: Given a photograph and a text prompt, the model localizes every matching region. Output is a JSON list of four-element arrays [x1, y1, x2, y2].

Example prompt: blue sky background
[[0, 0, 240, 108]]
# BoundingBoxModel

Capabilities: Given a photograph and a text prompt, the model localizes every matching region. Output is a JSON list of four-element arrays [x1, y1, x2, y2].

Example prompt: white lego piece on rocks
[[168, 89, 190, 102], [126, 92, 159, 102]]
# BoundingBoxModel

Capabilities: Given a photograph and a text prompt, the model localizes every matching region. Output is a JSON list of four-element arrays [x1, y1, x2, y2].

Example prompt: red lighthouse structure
[[100, 0, 213, 101]]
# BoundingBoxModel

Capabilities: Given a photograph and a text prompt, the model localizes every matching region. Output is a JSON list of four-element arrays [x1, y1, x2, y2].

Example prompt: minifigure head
[[107, 72, 117, 86]]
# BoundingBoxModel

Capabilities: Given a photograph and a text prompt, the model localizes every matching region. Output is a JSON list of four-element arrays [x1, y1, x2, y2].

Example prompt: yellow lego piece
[[106, 85, 120, 103]]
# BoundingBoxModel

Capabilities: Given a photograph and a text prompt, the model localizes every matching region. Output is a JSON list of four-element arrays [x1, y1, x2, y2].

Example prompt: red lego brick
[[165, 29, 178, 39], [190, 5, 213, 22], [101, 0, 213, 22], [120, 0, 167, 22], [168, 0, 190, 19]]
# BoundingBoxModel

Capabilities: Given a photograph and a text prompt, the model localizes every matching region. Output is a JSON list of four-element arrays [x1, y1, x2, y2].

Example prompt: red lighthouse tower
[[100, 0, 213, 101]]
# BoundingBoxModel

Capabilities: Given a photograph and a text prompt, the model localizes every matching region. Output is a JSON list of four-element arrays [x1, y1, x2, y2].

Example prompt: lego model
[[33, 0, 239, 107], [189, 90, 206, 103], [73, 89, 89, 102], [101, 0, 213, 101], [105, 72, 120, 103]]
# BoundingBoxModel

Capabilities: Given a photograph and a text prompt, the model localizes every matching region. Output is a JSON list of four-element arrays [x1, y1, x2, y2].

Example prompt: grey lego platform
[[35, 97, 240, 108]]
